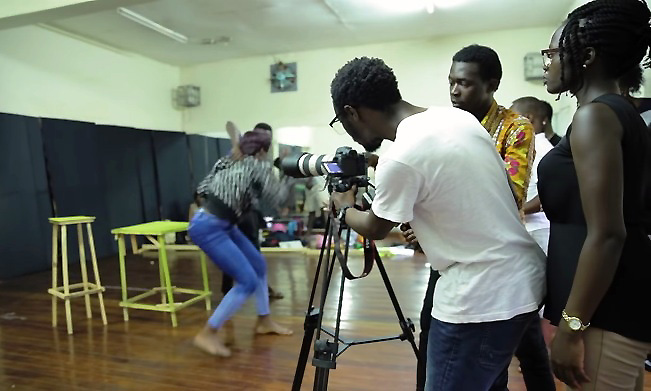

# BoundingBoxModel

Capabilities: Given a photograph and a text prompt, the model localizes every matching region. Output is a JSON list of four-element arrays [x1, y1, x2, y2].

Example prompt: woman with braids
[[190, 130, 292, 357], [538, 0, 651, 389]]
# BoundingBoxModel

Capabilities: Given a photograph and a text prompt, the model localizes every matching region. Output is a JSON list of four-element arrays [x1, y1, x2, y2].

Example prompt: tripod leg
[[293, 217, 335, 391], [292, 308, 319, 391], [374, 250, 419, 357], [313, 366, 330, 391]]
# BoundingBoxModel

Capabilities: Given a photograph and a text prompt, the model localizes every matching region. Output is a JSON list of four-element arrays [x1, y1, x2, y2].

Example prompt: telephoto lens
[[280, 153, 333, 178]]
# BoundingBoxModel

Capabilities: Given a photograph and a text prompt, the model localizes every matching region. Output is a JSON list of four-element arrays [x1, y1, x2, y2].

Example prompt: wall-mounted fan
[[270, 62, 297, 93]]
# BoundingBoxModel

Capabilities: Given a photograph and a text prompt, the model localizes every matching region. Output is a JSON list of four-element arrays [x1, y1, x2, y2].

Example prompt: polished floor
[[0, 249, 648, 390]]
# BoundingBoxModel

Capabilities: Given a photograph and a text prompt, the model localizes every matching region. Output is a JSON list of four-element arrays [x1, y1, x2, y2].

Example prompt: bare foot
[[193, 326, 232, 357], [255, 317, 293, 335], [218, 320, 235, 346]]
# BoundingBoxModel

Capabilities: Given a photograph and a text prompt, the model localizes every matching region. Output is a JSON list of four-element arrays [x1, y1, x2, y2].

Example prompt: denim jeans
[[426, 311, 538, 391], [189, 209, 270, 329]]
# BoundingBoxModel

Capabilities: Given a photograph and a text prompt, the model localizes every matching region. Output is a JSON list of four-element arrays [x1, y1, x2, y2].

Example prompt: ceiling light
[[200, 36, 231, 46], [431, 0, 470, 9], [117, 7, 188, 44], [361, 0, 427, 13], [360, 0, 469, 14]]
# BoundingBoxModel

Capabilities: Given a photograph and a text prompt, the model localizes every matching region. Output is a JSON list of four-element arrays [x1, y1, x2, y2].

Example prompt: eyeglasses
[[329, 115, 346, 134], [541, 48, 561, 68]]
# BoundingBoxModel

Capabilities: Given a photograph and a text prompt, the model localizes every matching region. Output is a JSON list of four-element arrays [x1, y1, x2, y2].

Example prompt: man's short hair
[[512, 96, 541, 116], [512, 96, 552, 121], [452, 44, 503, 82], [240, 130, 271, 156], [331, 57, 402, 115], [253, 122, 272, 133], [539, 100, 553, 121]]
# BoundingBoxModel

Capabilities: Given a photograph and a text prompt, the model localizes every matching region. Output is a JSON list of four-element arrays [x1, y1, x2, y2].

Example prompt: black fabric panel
[[96, 126, 158, 243], [0, 114, 52, 279], [135, 131, 159, 222], [152, 131, 193, 221], [216, 138, 232, 158], [41, 119, 113, 260], [188, 135, 219, 189]]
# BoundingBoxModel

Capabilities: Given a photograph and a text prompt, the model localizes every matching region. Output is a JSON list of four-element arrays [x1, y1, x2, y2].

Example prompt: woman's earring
[[583, 64, 587, 69]]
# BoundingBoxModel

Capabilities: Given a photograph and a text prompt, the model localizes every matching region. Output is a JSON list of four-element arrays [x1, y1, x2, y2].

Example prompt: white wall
[[181, 25, 577, 155], [0, 25, 181, 131]]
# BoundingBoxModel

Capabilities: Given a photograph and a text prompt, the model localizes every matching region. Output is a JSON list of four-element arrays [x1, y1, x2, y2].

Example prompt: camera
[[280, 146, 369, 193]]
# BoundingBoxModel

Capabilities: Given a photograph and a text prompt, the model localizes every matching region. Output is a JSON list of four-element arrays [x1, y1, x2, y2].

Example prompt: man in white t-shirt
[[328, 57, 546, 390], [511, 97, 555, 254]]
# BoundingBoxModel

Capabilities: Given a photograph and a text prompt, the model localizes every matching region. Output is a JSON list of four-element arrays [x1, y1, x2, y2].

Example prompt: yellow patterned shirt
[[481, 100, 535, 209]]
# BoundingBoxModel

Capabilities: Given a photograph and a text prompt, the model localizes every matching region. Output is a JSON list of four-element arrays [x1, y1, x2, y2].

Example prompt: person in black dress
[[538, 0, 651, 389]]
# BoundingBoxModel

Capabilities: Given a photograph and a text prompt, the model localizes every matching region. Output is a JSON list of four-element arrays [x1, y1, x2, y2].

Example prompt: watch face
[[568, 318, 582, 331]]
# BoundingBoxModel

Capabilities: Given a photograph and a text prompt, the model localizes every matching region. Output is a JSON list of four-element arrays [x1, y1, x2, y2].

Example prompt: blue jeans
[[189, 209, 270, 329], [426, 311, 537, 391]]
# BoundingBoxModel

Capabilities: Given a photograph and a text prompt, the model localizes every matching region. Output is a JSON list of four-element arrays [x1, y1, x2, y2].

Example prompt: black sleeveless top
[[538, 94, 651, 343]]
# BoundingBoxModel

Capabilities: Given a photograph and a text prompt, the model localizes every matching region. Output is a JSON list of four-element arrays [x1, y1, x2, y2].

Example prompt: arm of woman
[[551, 103, 627, 389], [226, 121, 242, 159]]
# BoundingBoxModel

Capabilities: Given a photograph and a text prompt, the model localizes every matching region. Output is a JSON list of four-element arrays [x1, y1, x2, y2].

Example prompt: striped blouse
[[197, 156, 288, 219]]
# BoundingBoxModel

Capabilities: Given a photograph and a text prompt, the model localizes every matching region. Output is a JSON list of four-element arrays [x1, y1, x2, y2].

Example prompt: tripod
[[292, 213, 419, 391]]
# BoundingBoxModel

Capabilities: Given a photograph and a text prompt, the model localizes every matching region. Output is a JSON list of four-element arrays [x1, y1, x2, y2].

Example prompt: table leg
[[117, 234, 129, 322], [199, 251, 211, 311], [158, 236, 177, 327]]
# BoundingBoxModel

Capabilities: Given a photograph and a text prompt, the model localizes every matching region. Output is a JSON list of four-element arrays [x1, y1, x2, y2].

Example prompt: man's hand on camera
[[330, 185, 357, 213], [400, 222, 421, 250]]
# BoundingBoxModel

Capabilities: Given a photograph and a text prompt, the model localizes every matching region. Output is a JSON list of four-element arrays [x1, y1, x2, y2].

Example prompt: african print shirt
[[481, 100, 535, 209]]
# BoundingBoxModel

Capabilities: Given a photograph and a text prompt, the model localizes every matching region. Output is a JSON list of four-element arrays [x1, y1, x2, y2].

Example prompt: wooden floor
[[0, 249, 648, 390]]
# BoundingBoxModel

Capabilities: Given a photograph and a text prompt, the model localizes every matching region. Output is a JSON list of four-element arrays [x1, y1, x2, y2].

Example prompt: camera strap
[[332, 219, 374, 280]]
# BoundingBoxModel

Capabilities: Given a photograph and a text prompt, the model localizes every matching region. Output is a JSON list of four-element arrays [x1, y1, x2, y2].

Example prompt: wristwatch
[[561, 310, 590, 331], [337, 206, 352, 226]]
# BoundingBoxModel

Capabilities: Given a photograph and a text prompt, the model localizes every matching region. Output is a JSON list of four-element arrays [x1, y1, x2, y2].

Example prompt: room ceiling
[[31, 0, 573, 65]]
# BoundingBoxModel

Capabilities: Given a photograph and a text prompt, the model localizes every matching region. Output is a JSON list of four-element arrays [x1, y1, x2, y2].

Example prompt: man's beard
[[364, 138, 383, 152]]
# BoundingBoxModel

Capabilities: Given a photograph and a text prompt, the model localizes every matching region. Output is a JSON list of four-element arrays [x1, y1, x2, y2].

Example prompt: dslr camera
[[280, 146, 370, 193]]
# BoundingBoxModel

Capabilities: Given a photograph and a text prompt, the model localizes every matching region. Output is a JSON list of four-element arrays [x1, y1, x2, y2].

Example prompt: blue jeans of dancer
[[189, 209, 270, 329]]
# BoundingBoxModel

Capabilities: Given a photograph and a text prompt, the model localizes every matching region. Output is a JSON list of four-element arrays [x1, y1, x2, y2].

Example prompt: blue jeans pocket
[[476, 314, 532, 370]]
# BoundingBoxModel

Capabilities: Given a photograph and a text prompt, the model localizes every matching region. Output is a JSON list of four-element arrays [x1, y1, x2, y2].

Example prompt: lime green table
[[111, 221, 211, 327]]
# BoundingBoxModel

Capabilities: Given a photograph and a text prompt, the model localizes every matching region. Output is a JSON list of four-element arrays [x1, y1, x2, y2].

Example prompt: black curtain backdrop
[[2, 111, 226, 279], [96, 125, 159, 235], [152, 131, 193, 222], [41, 118, 114, 260], [0, 114, 52, 279], [216, 138, 232, 158], [187, 134, 219, 190]]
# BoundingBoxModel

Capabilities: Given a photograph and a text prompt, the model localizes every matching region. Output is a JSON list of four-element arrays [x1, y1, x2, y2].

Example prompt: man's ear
[[487, 78, 500, 94], [344, 105, 359, 121]]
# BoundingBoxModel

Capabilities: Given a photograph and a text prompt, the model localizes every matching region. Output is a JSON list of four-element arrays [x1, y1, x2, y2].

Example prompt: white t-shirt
[[525, 133, 554, 232], [371, 107, 546, 324]]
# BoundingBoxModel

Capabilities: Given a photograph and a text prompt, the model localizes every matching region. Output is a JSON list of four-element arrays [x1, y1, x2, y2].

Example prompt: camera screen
[[324, 162, 342, 174]]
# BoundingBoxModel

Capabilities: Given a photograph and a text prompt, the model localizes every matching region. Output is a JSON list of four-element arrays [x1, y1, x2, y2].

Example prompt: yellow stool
[[48, 216, 107, 334]]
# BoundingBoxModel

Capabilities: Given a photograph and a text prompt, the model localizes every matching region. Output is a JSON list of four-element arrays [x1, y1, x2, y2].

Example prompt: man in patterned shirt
[[413, 45, 545, 391]]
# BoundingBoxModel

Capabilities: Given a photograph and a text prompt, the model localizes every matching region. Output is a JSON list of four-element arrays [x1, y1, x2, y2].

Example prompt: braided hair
[[559, 0, 651, 92]]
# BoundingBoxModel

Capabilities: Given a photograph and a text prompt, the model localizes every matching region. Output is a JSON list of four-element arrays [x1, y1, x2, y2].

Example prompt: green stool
[[48, 216, 107, 334], [111, 221, 211, 327]]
